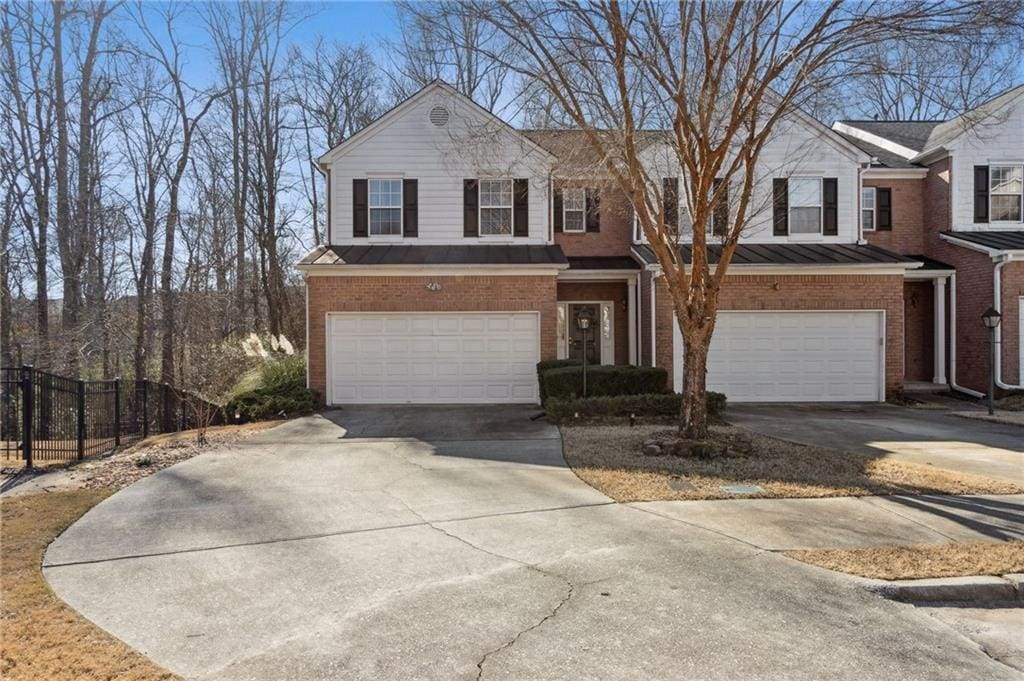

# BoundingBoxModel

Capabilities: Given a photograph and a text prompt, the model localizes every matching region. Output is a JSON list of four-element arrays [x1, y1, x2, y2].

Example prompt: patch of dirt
[[997, 394, 1024, 412], [560, 424, 1024, 502], [785, 540, 1024, 580]]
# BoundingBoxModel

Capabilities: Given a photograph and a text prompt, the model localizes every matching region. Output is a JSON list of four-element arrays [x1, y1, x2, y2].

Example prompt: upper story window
[[990, 165, 1023, 222], [479, 179, 513, 236], [562, 188, 586, 233], [369, 178, 402, 235], [861, 187, 876, 231], [789, 177, 822, 234]]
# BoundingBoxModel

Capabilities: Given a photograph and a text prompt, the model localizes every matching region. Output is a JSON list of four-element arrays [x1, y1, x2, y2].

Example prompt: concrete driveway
[[45, 406, 1020, 681], [730, 403, 1024, 485]]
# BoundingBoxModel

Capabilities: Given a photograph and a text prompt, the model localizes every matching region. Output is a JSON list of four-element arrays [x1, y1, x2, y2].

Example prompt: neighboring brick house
[[834, 84, 1024, 397], [299, 80, 937, 405]]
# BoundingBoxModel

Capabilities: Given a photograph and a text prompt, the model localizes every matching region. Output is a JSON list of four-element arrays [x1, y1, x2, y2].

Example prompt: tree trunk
[[679, 325, 711, 440]]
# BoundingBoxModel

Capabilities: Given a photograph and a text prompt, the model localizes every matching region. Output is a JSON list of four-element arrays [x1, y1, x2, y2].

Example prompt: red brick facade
[[652, 274, 906, 394], [902, 281, 934, 382], [553, 180, 634, 257], [863, 178, 926, 254], [305, 275, 558, 399]]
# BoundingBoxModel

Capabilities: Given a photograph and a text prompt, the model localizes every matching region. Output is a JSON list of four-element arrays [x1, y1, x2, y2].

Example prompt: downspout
[[948, 271, 985, 398], [994, 254, 1023, 390]]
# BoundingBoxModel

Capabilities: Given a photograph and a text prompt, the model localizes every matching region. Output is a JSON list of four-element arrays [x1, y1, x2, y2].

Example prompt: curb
[[950, 411, 1024, 428], [866, 573, 1024, 603]]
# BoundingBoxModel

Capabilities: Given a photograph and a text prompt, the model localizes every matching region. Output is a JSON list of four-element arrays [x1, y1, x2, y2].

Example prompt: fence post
[[77, 380, 85, 460], [113, 377, 121, 447], [141, 381, 149, 439], [162, 383, 171, 433], [19, 365, 32, 469]]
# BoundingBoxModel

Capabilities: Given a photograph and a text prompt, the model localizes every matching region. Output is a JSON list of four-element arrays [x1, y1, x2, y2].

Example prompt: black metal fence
[[0, 366, 223, 468]]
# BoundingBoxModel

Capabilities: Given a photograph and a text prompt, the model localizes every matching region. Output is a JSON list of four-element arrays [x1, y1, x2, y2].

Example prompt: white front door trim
[[556, 301, 615, 365]]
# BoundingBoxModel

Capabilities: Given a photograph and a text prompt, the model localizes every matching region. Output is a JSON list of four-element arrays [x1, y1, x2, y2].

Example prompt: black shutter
[[663, 177, 679, 230], [772, 178, 788, 236], [402, 179, 418, 237], [513, 179, 529, 237], [974, 165, 989, 223], [586, 188, 600, 232], [463, 179, 479, 237], [876, 187, 892, 231], [553, 188, 563, 232], [712, 177, 728, 236], [823, 177, 838, 236], [352, 178, 368, 238]]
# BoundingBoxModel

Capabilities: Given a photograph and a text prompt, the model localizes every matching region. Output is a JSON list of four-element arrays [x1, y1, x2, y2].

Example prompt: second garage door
[[673, 310, 884, 402], [328, 312, 540, 404]]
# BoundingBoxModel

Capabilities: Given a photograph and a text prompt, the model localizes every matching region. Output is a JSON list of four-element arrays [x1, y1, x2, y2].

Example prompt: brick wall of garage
[[640, 269, 652, 366], [863, 177, 926, 255], [557, 281, 630, 365], [903, 280, 935, 382], [653, 273, 906, 394], [305, 274, 559, 399]]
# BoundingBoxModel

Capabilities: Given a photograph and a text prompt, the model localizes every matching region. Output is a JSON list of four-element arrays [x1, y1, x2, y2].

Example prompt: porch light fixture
[[981, 307, 1001, 415], [576, 308, 594, 397]]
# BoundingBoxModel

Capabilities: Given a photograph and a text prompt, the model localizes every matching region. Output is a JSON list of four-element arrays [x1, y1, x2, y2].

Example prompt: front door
[[568, 304, 601, 363]]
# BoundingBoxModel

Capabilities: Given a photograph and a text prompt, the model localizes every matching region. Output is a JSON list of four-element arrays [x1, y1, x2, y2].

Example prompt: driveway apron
[[44, 406, 1022, 681]]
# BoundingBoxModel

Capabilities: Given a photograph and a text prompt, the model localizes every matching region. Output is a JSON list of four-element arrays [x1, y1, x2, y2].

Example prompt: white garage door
[[328, 312, 540, 404], [673, 311, 884, 402]]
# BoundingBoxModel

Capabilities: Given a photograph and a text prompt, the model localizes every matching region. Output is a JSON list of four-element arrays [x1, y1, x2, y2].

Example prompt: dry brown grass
[[561, 424, 1023, 502], [0, 490, 180, 680], [785, 540, 1024, 580]]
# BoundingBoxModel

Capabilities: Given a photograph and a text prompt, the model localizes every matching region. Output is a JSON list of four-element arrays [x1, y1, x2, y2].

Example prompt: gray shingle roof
[[942, 230, 1024, 252], [632, 242, 918, 267], [834, 132, 921, 169], [922, 85, 1024, 154], [298, 244, 569, 267], [834, 120, 941, 153]]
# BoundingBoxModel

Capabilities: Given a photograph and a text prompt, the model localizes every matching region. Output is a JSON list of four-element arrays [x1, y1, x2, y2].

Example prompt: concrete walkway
[[44, 407, 1023, 681], [731, 403, 1024, 485]]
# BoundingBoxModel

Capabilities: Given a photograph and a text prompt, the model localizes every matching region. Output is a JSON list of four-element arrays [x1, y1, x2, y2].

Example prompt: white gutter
[[948, 271, 985, 398], [994, 254, 1023, 390]]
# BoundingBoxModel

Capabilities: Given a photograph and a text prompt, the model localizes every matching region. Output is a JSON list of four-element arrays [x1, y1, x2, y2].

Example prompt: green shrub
[[225, 355, 319, 422], [545, 391, 727, 423], [540, 365, 668, 402], [536, 359, 582, 402]]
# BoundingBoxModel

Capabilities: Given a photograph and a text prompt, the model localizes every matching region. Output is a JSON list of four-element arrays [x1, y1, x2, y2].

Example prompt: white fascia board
[[862, 168, 928, 179], [905, 269, 953, 280], [298, 264, 567, 277], [831, 122, 919, 160], [557, 269, 640, 281]]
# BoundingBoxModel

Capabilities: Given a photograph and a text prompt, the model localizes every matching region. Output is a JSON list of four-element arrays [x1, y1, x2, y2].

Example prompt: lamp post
[[576, 308, 594, 398], [981, 306, 1002, 416]]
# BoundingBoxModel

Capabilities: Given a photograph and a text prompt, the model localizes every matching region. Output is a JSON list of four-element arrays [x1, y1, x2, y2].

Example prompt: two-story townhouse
[[299, 81, 922, 405], [835, 84, 1024, 397]]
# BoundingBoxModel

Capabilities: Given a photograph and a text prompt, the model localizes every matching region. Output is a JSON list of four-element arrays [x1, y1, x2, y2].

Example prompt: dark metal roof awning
[[631, 242, 919, 266], [299, 244, 569, 268], [942, 230, 1024, 252], [566, 256, 641, 270]]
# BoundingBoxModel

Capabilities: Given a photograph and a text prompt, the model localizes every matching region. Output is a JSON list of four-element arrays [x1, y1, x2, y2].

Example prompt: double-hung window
[[368, 178, 402, 235], [479, 179, 513, 235], [789, 177, 822, 234], [861, 187, 876, 231], [990, 165, 1023, 222], [562, 188, 586, 233]]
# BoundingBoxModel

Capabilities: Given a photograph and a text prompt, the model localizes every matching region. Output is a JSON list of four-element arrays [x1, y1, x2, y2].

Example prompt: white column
[[933, 277, 947, 384], [650, 275, 657, 367], [627, 276, 637, 365]]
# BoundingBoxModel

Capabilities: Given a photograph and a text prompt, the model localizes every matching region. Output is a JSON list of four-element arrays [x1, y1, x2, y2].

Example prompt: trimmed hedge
[[540, 364, 668, 402], [545, 391, 727, 422], [536, 358, 582, 402]]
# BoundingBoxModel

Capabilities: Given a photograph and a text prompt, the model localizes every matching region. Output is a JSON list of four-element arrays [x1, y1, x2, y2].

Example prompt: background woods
[[2, 0, 1022, 393]]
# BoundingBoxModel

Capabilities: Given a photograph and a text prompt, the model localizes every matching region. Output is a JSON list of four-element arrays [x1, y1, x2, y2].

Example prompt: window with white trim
[[789, 177, 822, 234], [990, 164, 1023, 222], [861, 186, 876, 232], [479, 179, 513, 235], [563, 188, 585, 233], [368, 178, 402, 235]]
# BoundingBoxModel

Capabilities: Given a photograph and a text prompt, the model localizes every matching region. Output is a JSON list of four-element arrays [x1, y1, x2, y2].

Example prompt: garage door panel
[[676, 311, 882, 402], [328, 312, 540, 404]]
